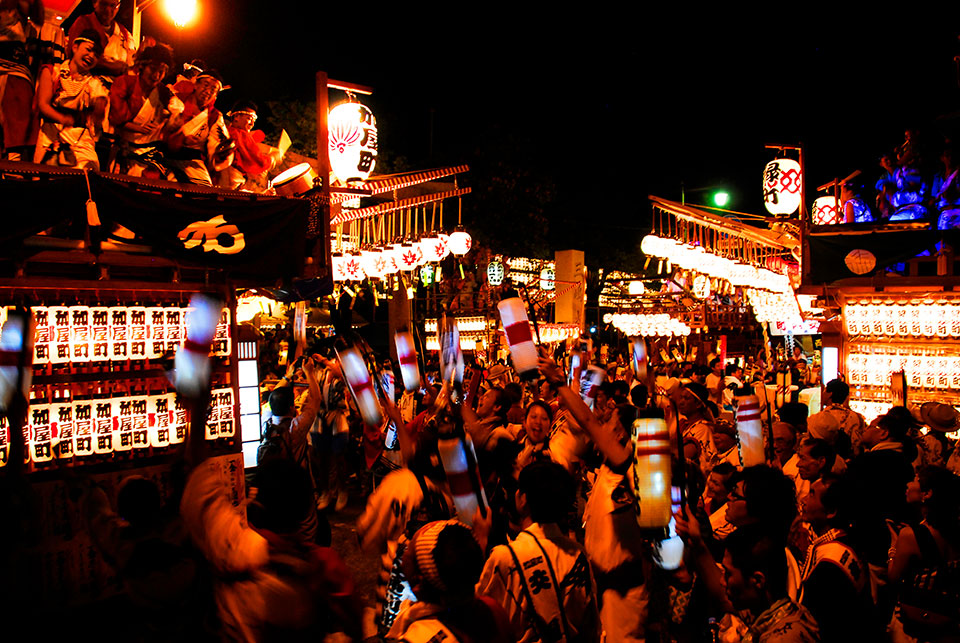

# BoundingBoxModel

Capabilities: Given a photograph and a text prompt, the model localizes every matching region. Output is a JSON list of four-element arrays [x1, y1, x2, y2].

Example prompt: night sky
[[116, 5, 960, 257]]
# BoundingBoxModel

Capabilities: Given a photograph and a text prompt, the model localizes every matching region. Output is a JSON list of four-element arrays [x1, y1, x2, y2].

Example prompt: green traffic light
[[713, 191, 730, 207]]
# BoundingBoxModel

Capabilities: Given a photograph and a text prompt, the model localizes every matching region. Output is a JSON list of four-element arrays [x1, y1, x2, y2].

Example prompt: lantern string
[[439, 202, 443, 229], [430, 202, 436, 232], [458, 197, 462, 226]]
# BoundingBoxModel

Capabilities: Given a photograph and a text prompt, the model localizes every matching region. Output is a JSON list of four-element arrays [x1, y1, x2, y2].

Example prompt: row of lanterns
[[332, 229, 472, 282], [604, 312, 692, 337], [640, 234, 792, 293], [486, 258, 556, 291]]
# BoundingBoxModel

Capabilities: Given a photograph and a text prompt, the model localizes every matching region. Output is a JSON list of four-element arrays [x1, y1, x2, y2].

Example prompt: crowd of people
[[0, 0, 281, 189]]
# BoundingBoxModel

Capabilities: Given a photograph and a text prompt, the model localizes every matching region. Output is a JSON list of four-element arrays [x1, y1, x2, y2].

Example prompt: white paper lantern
[[361, 249, 386, 279], [449, 228, 472, 255], [762, 159, 802, 216], [396, 243, 419, 271], [420, 235, 444, 263], [539, 267, 555, 291], [328, 102, 378, 184], [342, 253, 366, 281], [812, 195, 841, 225], [487, 259, 505, 286], [437, 233, 451, 260], [641, 234, 662, 256]]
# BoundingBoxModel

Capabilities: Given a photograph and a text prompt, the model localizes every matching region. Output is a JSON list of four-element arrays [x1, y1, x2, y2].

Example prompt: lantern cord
[[458, 198, 462, 225], [430, 203, 436, 232], [439, 202, 443, 229]]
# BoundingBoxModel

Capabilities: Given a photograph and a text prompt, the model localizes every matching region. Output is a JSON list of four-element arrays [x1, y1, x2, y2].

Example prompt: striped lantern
[[632, 415, 673, 528], [580, 365, 606, 409], [735, 392, 766, 466], [439, 316, 464, 386], [631, 337, 648, 382], [335, 341, 383, 426], [437, 434, 487, 526], [497, 297, 539, 377], [394, 331, 420, 392]]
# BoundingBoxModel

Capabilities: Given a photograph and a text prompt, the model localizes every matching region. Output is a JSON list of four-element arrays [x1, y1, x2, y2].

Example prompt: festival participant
[[0, 0, 43, 160], [822, 379, 865, 457], [108, 44, 182, 176], [514, 400, 555, 470], [33, 31, 108, 169], [307, 355, 351, 512], [218, 100, 281, 191], [889, 466, 960, 641], [722, 363, 743, 411], [705, 357, 723, 407], [476, 461, 601, 643], [841, 181, 874, 223], [165, 69, 233, 185], [722, 529, 821, 642], [182, 410, 363, 642], [772, 421, 798, 468], [257, 356, 325, 544], [709, 418, 743, 471], [463, 385, 512, 454], [799, 474, 879, 642], [386, 520, 512, 643], [674, 382, 716, 475], [67, 0, 135, 80]]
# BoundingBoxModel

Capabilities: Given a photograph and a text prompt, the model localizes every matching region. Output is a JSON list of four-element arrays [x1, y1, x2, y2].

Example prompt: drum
[[272, 162, 318, 196]]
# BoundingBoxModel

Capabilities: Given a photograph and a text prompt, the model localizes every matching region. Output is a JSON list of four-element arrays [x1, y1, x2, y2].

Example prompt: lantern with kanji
[[762, 159, 802, 216], [328, 101, 377, 184], [539, 267, 555, 291]]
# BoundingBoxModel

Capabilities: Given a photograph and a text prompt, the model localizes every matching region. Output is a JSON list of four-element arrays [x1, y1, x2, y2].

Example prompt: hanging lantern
[[328, 101, 378, 184], [381, 246, 400, 275], [449, 228, 472, 255], [762, 158, 802, 216], [413, 240, 426, 266], [640, 234, 662, 256], [396, 242, 419, 271], [539, 267, 555, 291], [693, 274, 711, 299], [361, 249, 386, 279], [331, 252, 347, 282], [487, 259, 505, 286], [419, 264, 435, 286], [342, 253, 366, 281], [437, 233, 451, 260], [812, 195, 841, 225], [420, 235, 444, 263]]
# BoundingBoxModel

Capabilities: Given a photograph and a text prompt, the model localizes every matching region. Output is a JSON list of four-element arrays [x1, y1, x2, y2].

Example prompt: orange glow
[[164, 0, 198, 28]]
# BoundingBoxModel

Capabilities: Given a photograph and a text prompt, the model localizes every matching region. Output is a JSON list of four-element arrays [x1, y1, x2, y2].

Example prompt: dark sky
[[133, 5, 960, 245]]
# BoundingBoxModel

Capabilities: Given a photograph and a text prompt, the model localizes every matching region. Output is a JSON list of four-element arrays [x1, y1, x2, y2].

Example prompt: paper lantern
[[361, 249, 385, 279], [395, 331, 420, 392], [28, 403, 52, 462], [631, 415, 673, 528], [449, 228, 472, 255], [641, 234, 661, 256], [438, 435, 488, 526], [331, 252, 347, 282], [0, 310, 32, 412], [654, 487, 685, 570], [342, 253, 366, 281], [497, 297, 539, 377], [419, 264, 434, 286], [693, 274, 711, 299], [420, 235, 444, 263], [844, 249, 876, 275], [487, 259, 505, 286], [762, 159, 802, 215], [72, 398, 94, 456], [735, 393, 765, 466], [631, 337, 648, 381], [437, 233, 451, 259], [328, 101, 378, 183], [381, 246, 400, 275], [539, 267, 555, 291], [396, 243, 419, 271], [812, 195, 841, 225], [148, 393, 174, 448], [335, 340, 383, 426]]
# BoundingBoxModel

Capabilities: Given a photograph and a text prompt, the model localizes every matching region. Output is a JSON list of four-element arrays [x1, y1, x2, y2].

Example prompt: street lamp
[[132, 0, 198, 44]]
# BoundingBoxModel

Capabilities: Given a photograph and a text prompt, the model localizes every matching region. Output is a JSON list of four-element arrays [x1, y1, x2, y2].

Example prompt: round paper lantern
[[420, 235, 444, 263], [693, 274, 711, 299], [539, 267, 555, 291], [640, 234, 661, 256], [419, 264, 435, 286], [360, 249, 383, 279], [487, 259, 505, 286], [437, 233, 451, 259], [812, 195, 841, 225], [762, 159, 802, 216], [396, 243, 419, 271], [449, 228, 472, 255], [331, 252, 347, 282], [381, 245, 399, 275], [845, 249, 877, 275], [328, 102, 378, 184], [413, 240, 426, 266]]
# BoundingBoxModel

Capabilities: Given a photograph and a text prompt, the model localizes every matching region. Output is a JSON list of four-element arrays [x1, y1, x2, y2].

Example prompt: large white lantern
[[396, 243, 419, 271], [812, 195, 841, 225], [420, 235, 444, 263], [449, 228, 472, 255], [762, 159, 802, 216], [328, 102, 378, 184]]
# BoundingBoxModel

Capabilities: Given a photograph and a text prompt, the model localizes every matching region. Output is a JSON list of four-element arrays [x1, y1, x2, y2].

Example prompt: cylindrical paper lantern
[[812, 195, 840, 226], [175, 294, 221, 399], [631, 415, 672, 528], [762, 158, 802, 216], [736, 392, 766, 466], [437, 435, 487, 526], [580, 365, 606, 408], [497, 297, 538, 377], [631, 337, 648, 382], [335, 341, 383, 426], [439, 316, 464, 387], [394, 331, 420, 392]]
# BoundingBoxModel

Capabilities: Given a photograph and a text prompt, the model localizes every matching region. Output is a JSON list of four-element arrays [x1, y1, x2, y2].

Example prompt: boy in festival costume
[[67, 0, 136, 81], [0, 0, 43, 160], [108, 44, 182, 176], [165, 69, 233, 186], [218, 100, 281, 191], [33, 30, 108, 169]]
